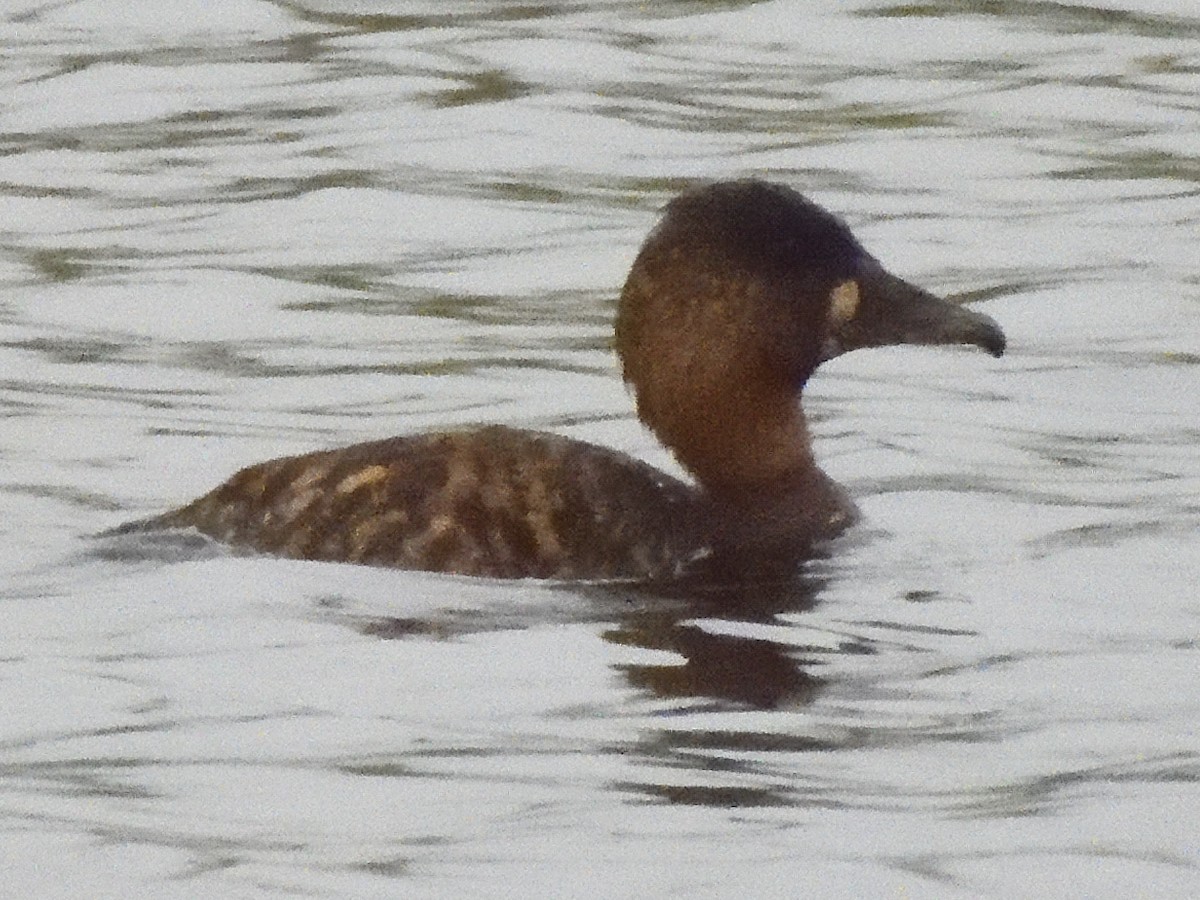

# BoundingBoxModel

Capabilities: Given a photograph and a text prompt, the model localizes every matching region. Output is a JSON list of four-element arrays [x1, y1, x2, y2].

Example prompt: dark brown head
[[615, 179, 1004, 495]]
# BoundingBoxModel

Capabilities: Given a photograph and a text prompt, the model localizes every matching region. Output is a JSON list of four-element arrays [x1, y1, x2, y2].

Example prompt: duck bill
[[825, 260, 1006, 360]]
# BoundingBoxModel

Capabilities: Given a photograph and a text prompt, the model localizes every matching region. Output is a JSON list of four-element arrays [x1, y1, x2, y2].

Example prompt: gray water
[[3, 0, 1199, 896]]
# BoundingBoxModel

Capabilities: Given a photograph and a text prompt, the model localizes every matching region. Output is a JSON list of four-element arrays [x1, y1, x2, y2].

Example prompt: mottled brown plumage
[[117, 180, 1005, 581], [152, 427, 702, 580]]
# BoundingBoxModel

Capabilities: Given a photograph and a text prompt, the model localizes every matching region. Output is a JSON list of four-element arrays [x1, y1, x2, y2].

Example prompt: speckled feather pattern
[[152, 426, 704, 580]]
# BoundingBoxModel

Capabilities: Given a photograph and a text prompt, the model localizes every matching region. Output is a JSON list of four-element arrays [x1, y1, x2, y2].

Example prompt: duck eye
[[827, 279, 860, 327]]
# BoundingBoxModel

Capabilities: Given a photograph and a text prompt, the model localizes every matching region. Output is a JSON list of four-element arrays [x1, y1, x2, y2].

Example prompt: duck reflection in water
[[354, 571, 850, 715], [116, 180, 1005, 584]]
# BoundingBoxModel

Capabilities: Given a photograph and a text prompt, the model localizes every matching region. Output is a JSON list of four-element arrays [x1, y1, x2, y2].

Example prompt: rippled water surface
[[3, 0, 1199, 896]]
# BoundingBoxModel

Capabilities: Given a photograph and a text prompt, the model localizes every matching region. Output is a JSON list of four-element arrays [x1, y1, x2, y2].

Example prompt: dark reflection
[[592, 574, 835, 809], [351, 564, 837, 709], [345, 566, 845, 809], [860, 1, 1200, 40], [594, 573, 829, 710], [421, 69, 535, 109], [609, 616, 821, 710], [619, 783, 791, 808], [276, 1, 564, 33], [1051, 148, 1200, 183]]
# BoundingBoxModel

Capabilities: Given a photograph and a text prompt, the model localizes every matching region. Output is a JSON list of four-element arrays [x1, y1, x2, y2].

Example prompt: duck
[[117, 180, 1005, 581]]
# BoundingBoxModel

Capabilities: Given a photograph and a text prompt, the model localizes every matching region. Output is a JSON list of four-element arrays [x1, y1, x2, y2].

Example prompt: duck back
[[137, 426, 703, 580]]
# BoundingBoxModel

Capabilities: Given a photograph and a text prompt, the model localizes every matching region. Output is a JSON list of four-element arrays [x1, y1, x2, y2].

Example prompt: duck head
[[615, 179, 1004, 498]]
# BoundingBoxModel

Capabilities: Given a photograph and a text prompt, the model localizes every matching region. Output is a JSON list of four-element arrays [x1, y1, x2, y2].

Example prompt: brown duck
[[116, 180, 1005, 581]]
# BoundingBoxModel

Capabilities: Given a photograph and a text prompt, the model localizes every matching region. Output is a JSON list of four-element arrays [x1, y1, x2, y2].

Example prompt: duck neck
[[644, 372, 823, 501], [647, 378, 854, 567]]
